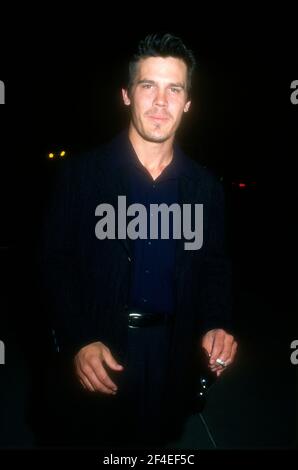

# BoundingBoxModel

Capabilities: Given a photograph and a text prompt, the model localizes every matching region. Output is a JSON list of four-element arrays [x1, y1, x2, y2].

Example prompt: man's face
[[122, 56, 191, 143]]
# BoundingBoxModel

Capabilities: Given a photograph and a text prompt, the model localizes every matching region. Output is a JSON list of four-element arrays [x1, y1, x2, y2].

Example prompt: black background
[[0, 12, 297, 457]]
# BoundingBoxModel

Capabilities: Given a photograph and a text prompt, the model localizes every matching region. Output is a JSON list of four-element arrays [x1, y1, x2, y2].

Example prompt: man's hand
[[201, 329, 237, 377], [74, 341, 124, 394]]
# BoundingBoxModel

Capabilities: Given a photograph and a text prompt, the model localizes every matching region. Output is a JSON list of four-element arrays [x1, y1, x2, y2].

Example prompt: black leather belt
[[127, 312, 174, 328]]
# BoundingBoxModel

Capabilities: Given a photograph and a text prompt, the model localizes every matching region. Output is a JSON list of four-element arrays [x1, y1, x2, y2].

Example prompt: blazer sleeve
[[198, 177, 234, 336], [38, 158, 101, 356]]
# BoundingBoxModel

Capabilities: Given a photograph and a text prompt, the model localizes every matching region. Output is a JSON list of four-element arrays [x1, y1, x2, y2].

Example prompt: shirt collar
[[102, 129, 195, 181]]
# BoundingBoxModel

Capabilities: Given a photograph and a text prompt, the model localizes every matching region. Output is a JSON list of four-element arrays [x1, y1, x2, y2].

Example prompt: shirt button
[[152, 184, 156, 188], [142, 298, 147, 303], [148, 241, 151, 245], [145, 269, 150, 274]]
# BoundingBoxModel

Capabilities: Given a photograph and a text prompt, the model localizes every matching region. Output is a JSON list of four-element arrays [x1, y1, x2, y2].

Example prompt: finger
[[77, 370, 95, 392], [209, 366, 222, 375], [212, 363, 227, 376], [231, 341, 238, 360], [215, 335, 234, 365], [103, 349, 124, 371], [91, 360, 119, 392], [79, 363, 115, 394], [201, 331, 215, 357], [211, 341, 237, 373], [79, 375, 95, 392], [79, 379, 87, 389], [75, 360, 95, 392], [224, 341, 238, 366], [209, 332, 225, 365], [209, 363, 223, 372]]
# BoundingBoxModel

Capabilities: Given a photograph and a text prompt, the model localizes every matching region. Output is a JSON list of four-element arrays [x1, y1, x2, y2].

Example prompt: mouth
[[147, 115, 170, 122]]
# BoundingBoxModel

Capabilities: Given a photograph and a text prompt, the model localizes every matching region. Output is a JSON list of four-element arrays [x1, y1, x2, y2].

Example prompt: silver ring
[[216, 358, 227, 367]]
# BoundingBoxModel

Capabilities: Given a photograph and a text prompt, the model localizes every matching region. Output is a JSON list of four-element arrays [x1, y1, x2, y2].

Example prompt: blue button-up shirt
[[125, 140, 184, 315]]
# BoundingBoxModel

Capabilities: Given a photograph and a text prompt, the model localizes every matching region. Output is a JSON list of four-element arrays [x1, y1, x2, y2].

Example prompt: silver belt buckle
[[128, 312, 142, 328]]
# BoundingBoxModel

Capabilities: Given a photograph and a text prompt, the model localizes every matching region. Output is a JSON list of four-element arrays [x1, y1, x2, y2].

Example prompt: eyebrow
[[137, 79, 185, 89]]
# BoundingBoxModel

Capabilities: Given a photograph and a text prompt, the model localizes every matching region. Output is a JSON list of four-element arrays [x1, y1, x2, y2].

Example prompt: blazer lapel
[[99, 160, 132, 259], [175, 175, 199, 281]]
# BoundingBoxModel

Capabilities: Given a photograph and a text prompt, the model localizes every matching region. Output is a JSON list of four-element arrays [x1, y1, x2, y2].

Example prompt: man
[[40, 33, 237, 448]]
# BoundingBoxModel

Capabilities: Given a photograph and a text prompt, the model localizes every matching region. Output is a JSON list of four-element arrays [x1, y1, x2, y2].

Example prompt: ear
[[122, 88, 131, 106], [184, 100, 191, 113]]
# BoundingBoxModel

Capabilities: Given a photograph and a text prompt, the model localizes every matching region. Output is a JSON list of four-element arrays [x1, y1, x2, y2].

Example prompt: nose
[[154, 88, 167, 107]]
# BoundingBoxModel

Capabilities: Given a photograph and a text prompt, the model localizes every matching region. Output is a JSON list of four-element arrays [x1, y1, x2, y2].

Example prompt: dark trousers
[[40, 322, 183, 449]]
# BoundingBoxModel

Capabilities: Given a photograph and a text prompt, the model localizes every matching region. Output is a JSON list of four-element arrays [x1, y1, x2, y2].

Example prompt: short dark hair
[[128, 32, 196, 95]]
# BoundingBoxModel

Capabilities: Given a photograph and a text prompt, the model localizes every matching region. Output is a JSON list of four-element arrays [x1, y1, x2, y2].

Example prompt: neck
[[128, 125, 174, 180]]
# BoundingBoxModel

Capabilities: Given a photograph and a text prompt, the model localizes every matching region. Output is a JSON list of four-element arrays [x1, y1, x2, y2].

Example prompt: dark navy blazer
[[40, 131, 232, 419]]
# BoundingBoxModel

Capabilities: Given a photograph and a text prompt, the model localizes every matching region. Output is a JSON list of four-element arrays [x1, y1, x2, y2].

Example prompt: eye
[[142, 83, 153, 89], [170, 87, 181, 94]]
